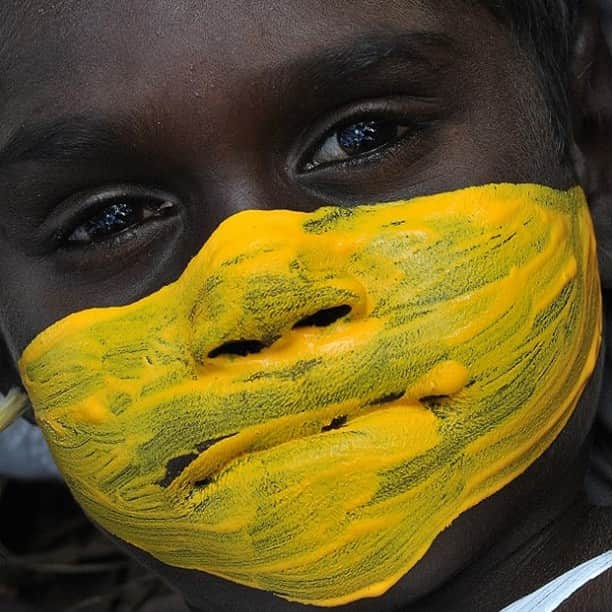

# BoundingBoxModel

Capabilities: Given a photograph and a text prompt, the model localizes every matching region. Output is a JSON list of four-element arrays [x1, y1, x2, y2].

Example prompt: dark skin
[[0, 1, 611, 610]]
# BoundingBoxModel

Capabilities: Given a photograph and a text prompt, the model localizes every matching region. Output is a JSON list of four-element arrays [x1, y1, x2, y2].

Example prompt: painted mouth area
[[157, 361, 468, 493]]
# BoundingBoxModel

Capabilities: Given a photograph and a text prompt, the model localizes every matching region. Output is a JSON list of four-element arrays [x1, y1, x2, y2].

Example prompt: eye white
[[309, 133, 351, 168]]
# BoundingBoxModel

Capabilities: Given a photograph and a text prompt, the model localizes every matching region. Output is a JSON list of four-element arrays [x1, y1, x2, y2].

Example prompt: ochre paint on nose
[[184, 208, 369, 367]]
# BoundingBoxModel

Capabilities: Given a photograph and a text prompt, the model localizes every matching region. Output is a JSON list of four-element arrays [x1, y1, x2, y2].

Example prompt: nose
[[206, 304, 353, 359], [183, 209, 368, 366]]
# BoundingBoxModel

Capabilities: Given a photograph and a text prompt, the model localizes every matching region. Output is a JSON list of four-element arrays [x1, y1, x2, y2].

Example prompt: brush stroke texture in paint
[[19, 184, 601, 606]]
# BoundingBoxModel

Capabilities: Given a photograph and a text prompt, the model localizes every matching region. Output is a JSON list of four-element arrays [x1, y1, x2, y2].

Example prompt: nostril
[[293, 304, 352, 329], [208, 339, 267, 359], [205, 305, 352, 359]]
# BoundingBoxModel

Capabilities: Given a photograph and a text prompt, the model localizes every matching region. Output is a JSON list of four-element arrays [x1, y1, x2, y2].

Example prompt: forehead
[[1, 1, 501, 126]]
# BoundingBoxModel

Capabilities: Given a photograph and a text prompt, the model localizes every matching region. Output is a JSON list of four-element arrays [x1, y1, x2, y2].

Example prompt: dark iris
[[82, 202, 139, 241], [336, 120, 398, 156]]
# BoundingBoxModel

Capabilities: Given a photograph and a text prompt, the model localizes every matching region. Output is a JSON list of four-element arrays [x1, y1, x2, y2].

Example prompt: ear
[[571, 2, 612, 288]]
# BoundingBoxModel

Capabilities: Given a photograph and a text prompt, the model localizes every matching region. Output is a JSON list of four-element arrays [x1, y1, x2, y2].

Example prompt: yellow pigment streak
[[19, 184, 601, 606]]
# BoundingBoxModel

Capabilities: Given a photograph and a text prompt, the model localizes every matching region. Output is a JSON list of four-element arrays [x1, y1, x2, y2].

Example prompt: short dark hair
[[484, 0, 581, 161]]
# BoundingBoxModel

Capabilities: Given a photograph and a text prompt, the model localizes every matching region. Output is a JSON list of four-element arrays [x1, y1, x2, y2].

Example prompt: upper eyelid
[[35, 185, 178, 245], [62, 197, 179, 249], [294, 96, 442, 172]]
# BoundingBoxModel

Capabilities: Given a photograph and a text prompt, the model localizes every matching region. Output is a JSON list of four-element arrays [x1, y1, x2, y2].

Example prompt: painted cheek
[[19, 183, 601, 607]]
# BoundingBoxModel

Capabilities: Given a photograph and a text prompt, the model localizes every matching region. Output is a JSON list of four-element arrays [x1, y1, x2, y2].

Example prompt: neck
[[411, 454, 591, 612]]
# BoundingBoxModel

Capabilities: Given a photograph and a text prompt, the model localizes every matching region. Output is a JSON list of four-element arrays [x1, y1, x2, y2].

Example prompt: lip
[[167, 395, 413, 491], [161, 359, 469, 493]]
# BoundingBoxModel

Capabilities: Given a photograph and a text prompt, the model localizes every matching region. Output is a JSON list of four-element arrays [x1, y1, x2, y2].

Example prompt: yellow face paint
[[19, 184, 601, 606]]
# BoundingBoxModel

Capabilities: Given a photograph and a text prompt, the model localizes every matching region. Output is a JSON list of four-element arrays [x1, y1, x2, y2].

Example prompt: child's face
[[0, 2, 602, 611]]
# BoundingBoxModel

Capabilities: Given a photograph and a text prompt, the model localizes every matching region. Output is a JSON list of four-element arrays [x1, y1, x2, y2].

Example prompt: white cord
[[0, 387, 61, 480], [0, 387, 29, 432], [501, 550, 612, 612]]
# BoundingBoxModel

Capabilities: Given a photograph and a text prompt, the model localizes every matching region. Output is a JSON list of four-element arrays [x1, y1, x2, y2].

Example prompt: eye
[[303, 119, 410, 171], [66, 194, 177, 245]]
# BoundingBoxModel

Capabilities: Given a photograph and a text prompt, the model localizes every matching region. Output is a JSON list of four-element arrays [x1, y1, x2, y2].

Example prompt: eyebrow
[[0, 31, 457, 168], [0, 114, 137, 168], [286, 31, 458, 90]]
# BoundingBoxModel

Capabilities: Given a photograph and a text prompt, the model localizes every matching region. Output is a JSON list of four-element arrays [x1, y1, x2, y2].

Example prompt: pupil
[[85, 202, 138, 240], [337, 120, 397, 156]]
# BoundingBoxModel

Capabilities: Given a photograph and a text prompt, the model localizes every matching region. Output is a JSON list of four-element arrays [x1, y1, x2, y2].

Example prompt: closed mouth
[[157, 387, 449, 492]]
